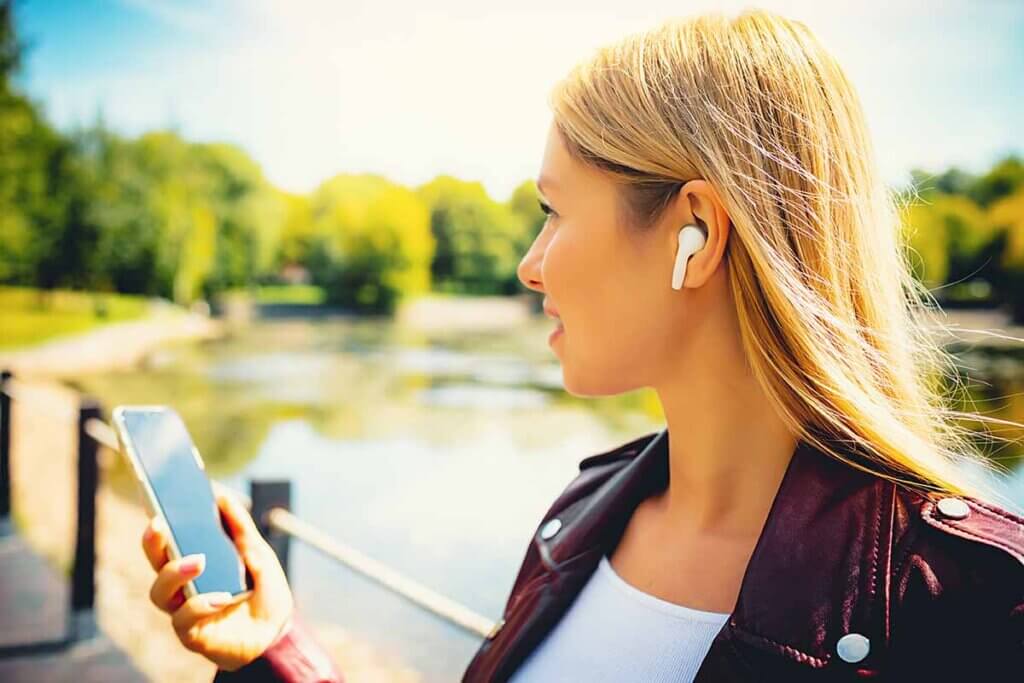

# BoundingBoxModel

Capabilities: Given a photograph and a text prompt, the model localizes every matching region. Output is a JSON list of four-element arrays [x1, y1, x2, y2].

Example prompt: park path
[[0, 531, 146, 682], [0, 308, 224, 378]]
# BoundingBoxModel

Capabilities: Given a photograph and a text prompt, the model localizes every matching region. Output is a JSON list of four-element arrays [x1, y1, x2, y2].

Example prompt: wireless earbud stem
[[672, 224, 707, 290]]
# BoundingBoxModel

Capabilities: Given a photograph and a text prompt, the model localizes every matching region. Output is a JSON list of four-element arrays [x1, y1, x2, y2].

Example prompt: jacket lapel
[[483, 427, 894, 680], [474, 430, 668, 680], [540, 428, 670, 570]]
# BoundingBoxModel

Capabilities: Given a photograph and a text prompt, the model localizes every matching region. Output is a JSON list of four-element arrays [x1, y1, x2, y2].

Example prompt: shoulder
[[892, 486, 1024, 586], [888, 486, 1024, 674], [917, 491, 1024, 566]]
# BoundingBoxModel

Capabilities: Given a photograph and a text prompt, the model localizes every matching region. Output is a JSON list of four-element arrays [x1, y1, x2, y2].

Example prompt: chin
[[560, 364, 637, 398]]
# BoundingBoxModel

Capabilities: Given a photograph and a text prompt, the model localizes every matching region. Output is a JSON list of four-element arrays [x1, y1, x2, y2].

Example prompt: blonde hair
[[549, 9, 1021, 509]]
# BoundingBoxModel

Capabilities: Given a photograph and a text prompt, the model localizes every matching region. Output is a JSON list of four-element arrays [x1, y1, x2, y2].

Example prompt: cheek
[[544, 228, 667, 386], [542, 227, 600, 332]]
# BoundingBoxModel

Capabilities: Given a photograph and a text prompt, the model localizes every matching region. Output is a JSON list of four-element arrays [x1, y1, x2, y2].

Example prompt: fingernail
[[204, 592, 234, 608], [179, 553, 205, 575]]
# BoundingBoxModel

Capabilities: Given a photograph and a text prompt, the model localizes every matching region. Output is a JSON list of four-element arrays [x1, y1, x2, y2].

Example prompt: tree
[[506, 178, 546, 252], [191, 142, 286, 292], [900, 192, 1000, 299], [0, 0, 99, 289], [968, 155, 1024, 208], [274, 191, 315, 268], [309, 174, 434, 313], [417, 175, 533, 295], [988, 189, 1024, 321], [70, 127, 285, 303]]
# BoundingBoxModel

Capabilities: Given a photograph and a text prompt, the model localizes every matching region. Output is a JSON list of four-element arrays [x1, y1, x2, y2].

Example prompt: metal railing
[[0, 368, 497, 659], [0, 370, 101, 654]]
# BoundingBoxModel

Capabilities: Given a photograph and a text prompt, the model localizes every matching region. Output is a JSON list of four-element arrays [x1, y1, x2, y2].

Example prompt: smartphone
[[112, 405, 251, 603]]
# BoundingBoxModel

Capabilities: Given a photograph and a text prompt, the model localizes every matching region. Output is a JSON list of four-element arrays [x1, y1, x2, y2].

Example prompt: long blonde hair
[[549, 9, 1021, 509]]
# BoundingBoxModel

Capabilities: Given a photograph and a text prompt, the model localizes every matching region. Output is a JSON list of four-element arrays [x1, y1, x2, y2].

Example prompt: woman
[[141, 9, 1024, 682]]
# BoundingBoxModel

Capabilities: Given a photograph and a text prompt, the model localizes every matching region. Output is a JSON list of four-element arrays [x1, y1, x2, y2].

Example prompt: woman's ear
[[666, 179, 731, 288]]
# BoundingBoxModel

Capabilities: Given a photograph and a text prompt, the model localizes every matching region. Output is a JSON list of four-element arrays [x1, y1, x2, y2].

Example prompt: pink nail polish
[[179, 554, 204, 574]]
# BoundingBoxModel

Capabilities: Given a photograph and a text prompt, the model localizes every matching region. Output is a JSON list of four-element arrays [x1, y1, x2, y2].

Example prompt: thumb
[[172, 591, 238, 635]]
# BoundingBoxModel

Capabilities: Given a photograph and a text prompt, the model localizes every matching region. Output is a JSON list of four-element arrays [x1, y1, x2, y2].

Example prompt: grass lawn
[[0, 286, 151, 350], [254, 284, 326, 305], [221, 284, 327, 305]]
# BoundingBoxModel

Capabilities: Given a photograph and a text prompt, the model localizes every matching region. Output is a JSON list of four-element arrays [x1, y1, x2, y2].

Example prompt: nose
[[517, 229, 547, 294]]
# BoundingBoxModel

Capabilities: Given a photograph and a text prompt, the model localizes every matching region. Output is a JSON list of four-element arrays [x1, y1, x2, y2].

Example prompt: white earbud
[[672, 224, 707, 290]]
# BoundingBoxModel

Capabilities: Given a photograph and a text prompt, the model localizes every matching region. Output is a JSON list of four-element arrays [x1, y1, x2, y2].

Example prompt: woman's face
[[517, 121, 726, 397]]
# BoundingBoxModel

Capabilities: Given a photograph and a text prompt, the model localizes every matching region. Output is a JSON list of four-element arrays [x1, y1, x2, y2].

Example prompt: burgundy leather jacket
[[214, 428, 1024, 682]]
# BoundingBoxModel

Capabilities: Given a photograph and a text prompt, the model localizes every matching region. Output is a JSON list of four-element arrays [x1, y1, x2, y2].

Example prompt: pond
[[72, 310, 1024, 682]]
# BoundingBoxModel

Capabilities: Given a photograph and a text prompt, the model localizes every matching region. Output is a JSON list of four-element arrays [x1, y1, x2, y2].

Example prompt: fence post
[[0, 370, 11, 536], [250, 480, 291, 581], [69, 398, 100, 642]]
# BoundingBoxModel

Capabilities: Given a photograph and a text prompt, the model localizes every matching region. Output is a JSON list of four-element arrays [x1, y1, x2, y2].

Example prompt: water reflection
[[417, 384, 550, 409]]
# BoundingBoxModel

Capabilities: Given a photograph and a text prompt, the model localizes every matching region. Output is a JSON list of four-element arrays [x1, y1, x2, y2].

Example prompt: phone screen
[[120, 408, 247, 597]]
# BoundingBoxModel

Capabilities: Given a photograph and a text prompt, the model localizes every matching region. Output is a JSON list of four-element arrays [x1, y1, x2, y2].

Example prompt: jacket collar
[[533, 426, 896, 668]]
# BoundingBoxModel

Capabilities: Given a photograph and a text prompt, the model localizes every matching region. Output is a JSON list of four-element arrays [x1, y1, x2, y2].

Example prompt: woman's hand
[[141, 480, 295, 672]]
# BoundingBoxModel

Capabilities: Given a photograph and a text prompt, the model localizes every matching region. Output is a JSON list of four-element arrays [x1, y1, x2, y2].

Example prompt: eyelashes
[[538, 199, 555, 217]]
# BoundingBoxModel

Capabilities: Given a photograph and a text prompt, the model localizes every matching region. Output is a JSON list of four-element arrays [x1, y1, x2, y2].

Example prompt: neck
[[652, 315, 798, 540]]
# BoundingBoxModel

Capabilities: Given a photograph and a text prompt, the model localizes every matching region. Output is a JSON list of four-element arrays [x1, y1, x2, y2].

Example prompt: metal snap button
[[836, 633, 870, 663], [936, 497, 970, 520], [540, 518, 562, 540], [486, 617, 505, 639]]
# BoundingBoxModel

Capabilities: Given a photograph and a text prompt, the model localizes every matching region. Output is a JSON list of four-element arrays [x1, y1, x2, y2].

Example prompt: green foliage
[[0, 95, 97, 288], [992, 192, 1024, 268], [902, 193, 999, 287], [68, 127, 285, 303], [902, 156, 1023, 316], [910, 156, 1024, 210], [901, 200, 950, 288], [193, 142, 287, 293], [251, 284, 326, 305], [307, 174, 434, 314], [988, 191, 1024, 320], [174, 204, 217, 304], [968, 157, 1024, 208], [416, 175, 536, 295], [507, 178, 547, 246], [0, 2, 18, 88], [274, 191, 315, 268]]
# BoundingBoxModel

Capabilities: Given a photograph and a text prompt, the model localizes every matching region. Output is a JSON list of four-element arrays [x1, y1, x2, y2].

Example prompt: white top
[[508, 554, 731, 682]]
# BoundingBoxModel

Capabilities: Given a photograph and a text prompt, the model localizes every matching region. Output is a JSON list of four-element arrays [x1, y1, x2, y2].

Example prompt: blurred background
[[0, 1, 1022, 681]]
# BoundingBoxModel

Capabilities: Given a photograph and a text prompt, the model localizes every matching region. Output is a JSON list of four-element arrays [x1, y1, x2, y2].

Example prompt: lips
[[543, 300, 561, 322], [542, 299, 564, 344]]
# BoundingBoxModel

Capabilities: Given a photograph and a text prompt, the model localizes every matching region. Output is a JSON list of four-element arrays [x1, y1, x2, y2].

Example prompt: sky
[[12, 0, 1024, 202]]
